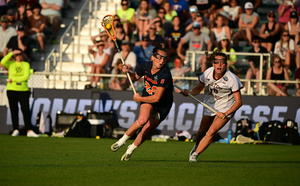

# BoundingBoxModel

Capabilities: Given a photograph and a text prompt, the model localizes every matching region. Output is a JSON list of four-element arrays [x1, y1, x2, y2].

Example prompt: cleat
[[111, 142, 124, 152], [11, 130, 19, 137], [27, 130, 39, 137], [189, 145, 197, 160], [121, 153, 131, 161], [189, 152, 198, 163]]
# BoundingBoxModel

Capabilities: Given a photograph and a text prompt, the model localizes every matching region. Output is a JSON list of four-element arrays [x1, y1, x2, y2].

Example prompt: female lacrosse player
[[111, 42, 173, 161], [179, 52, 243, 162]]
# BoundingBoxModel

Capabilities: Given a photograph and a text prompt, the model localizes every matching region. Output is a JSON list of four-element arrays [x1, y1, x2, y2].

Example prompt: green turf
[[0, 134, 299, 186]]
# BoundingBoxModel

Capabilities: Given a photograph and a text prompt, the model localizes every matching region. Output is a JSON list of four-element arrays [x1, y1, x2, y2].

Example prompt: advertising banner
[[1, 89, 299, 136]]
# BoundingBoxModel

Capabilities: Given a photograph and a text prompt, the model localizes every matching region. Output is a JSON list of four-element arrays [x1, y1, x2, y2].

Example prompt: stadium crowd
[[1, 0, 300, 96]]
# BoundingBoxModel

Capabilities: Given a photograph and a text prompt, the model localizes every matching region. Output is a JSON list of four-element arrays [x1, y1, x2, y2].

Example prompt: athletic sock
[[118, 134, 130, 145], [126, 143, 138, 154]]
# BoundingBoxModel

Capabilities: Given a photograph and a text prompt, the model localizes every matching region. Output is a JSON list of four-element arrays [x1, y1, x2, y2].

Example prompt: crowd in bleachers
[[1, 0, 300, 96], [0, 0, 65, 65], [84, 0, 299, 96]]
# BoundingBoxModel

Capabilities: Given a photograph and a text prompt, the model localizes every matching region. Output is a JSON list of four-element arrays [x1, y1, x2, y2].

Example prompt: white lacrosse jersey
[[199, 67, 243, 116]]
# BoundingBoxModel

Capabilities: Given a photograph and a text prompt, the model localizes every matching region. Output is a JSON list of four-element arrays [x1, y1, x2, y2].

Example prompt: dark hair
[[252, 35, 261, 42], [152, 42, 167, 55], [172, 15, 180, 22], [214, 52, 228, 61]]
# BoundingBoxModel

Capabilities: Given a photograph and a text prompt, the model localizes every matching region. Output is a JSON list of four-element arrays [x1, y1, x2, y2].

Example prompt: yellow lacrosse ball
[[106, 24, 112, 29], [96, 136, 100, 139]]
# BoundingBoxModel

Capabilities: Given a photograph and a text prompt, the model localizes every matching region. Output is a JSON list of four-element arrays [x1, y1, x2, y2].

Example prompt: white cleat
[[27, 130, 39, 137], [121, 153, 131, 161], [111, 142, 124, 152], [189, 145, 197, 160], [11, 130, 19, 137], [189, 152, 198, 163]]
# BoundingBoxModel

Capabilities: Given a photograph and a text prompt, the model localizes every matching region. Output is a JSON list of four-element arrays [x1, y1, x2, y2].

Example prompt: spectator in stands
[[189, 0, 216, 21], [16, 3, 28, 23], [25, 4, 33, 17], [133, 35, 154, 66], [156, 7, 172, 34], [87, 40, 109, 89], [214, 0, 243, 28], [109, 59, 130, 91], [117, 0, 135, 35], [284, 11, 300, 41], [1, 49, 39, 137], [210, 14, 231, 47], [0, 15, 17, 61], [214, 34, 236, 73], [260, 10, 282, 52], [177, 21, 212, 73], [278, 0, 300, 25], [198, 14, 210, 36], [4, 23, 31, 63], [237, 0, 262, 12], [186, 6, 201, 32], [25, 3, 47, 61], [17, 0, 37, 8], [266, 54, 290, 96], [91, 31, 115, 72], [168, 0, 188, 24], [162, 1, 177, 22], [167, 16, 185, 59], [140, 23, 165, 47], [7, 9, 22, 28], [133, 0, 157, 39], [149, 0, 163, 11], [295, 39, 300, 69], [274, 30, 295, 73], [233, 2, 260, 46], [295, 67, 300, 96], [147, 16, 165, 37], [171, 57, 191, 93], [111, 40, 137, 72], [40, 0, 63, 44], [115, 22, 130, 49], [0, 0, 8, 18], [244, 36, 268, 94]]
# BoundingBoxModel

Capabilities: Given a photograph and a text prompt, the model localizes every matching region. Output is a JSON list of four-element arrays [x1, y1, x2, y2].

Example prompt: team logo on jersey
[[223, 76, 228, 81], [154, 75, 158, 82], [160, 79, 165, 84], [145, 71, 148, 73]]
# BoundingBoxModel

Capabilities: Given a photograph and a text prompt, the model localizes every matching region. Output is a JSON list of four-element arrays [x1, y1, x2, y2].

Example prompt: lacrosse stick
[[101, 15, 136, 95]]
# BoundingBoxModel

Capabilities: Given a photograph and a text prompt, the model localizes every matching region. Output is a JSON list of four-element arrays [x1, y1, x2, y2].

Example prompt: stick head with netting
[[101, 15, 116, 41]]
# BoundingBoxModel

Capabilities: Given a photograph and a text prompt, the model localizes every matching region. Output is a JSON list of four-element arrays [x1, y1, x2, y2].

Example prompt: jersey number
[[145, 81, 157, 95]]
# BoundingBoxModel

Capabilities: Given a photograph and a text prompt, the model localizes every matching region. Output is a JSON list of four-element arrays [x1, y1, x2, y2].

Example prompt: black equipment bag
[[262, 120, 284, 143], [55, 112, 84, 132], [235, 118, 254, 138], [283, 119, 299, 145], [65, 116, 91, 137]]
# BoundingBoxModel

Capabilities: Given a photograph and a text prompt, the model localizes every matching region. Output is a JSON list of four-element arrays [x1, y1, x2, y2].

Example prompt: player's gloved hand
[[181, 89, 190, 97]]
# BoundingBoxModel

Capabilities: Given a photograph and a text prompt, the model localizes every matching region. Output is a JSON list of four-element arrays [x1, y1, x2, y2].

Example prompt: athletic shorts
[[140, 102, 172, 122]]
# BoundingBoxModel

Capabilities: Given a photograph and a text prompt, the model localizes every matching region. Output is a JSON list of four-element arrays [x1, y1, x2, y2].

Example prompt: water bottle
[[227, 130, 232, 142]]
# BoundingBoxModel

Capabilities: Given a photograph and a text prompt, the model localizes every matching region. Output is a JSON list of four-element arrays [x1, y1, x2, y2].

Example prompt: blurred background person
[[177, 21, 212, 73], [0, 0, 8, 18], [233, 2, 260, 46], [166, 16, 185, 60], [168, 0, 188, 25], [274, 30, 295, 74], [109, 59, 130, 91], [0, 15, 17, 61], [295, 67, 300, 97], [111, 40, 136, 72], [1, 49, 39, 137], [259, 10, 281, 52], [243, 36, 268, 94], [266, 54, 290, 96], [40, 0, 63, 44], [214, 0, 243, 28], [117, 0, 135, 35], [278, 0, 300, 26], [25, 3, 47, 61], [16, 3, 28, 23], [284, 11, 300, 42], [214, 34, 236, 73], [115, 22, 130, 49], [162, 1, 177, 22], [4, 23, 31, 63], [7, 9, 22, 27], [87, 40, 109, 89], [171, 57, 191, 93], [133, 0, 157, 39], [156, 7, 172, 34], [133, 35, 154, 66], [210, 14, 231, 47]]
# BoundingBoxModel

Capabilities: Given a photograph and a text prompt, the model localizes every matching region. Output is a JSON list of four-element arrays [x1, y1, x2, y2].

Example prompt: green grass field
[[0, 134, 300, 186]]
